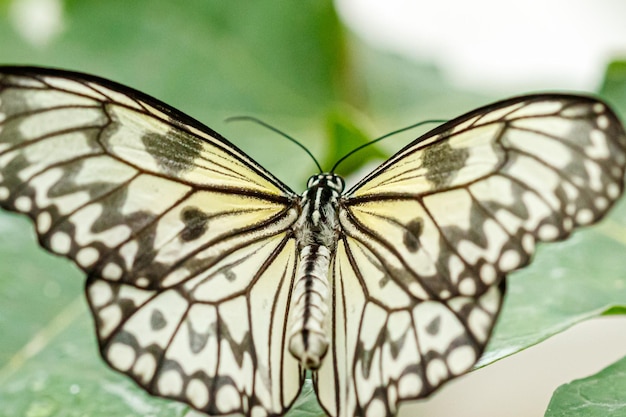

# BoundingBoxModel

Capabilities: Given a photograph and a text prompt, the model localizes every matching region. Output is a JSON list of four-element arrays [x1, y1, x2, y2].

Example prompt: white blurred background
[[337, 0, 626, 92], [336, 1, 626, 416]]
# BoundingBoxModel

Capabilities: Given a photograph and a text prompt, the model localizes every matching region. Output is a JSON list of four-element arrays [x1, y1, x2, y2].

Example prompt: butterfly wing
[[0, 67, 303, 416], [315, 95, 626, 416]]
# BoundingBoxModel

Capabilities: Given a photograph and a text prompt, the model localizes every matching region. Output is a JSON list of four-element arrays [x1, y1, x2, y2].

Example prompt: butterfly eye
[[306, 175, 319, 189], [330, 175, 345, 193]]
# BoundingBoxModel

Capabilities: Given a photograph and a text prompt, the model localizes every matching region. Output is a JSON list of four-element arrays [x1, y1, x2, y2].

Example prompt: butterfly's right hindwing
[[316, 240, 503, 417]]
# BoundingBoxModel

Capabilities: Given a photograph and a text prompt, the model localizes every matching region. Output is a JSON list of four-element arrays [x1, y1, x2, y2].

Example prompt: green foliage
[[600, 60, 626, 108], [285, 380, 326, 417], [0, 300, 188, 417], [321, 107, 387, 175], [0, 1, 625, 417], [545, 355, 626, 417], [603, 305, 626, 315]]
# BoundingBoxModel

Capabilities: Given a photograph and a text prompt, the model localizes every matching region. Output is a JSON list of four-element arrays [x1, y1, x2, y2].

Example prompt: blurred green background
[[0, 1, 626, 416]]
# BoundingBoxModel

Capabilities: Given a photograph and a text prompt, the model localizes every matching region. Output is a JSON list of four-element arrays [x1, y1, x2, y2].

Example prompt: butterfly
[[0, 66, 624, 417]]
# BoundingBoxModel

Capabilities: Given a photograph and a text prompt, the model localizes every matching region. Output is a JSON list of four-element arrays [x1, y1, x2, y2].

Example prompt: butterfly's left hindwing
[[315, 95, 626, 417], [0, 67, 304, 416], [87, 236, 303, 415]]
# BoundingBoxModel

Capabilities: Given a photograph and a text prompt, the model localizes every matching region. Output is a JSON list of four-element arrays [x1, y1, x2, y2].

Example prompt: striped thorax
[[289, 173, 344, 369]]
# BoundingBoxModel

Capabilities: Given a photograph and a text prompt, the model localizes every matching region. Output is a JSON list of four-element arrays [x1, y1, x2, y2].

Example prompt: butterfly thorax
[[294, 173, 344, 249], [288, 173, 344, 369]]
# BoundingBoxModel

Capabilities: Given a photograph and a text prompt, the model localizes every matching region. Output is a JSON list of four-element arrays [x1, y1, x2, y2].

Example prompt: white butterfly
[[0, 66, 624, 417]]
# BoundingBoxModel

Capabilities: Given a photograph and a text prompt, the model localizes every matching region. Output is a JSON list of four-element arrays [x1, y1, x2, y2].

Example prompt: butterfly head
[[306, 173, 345, 194]]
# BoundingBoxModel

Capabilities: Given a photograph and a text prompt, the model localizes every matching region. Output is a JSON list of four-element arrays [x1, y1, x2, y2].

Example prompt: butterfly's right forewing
[[344, 96, 626, 300]]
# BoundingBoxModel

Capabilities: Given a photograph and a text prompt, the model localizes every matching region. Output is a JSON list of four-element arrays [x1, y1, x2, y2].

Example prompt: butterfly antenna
[[330, 119, 448, 173], [226, 116, 323, 173]]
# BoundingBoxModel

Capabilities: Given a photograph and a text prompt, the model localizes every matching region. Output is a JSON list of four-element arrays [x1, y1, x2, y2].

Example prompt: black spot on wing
[[141, 128, 202, 175], [180, 207, 209, 241], [187, 320, 216, 354], [150, 309, 167, 330], [223, 269, 236, 281], [422, 138, 470, 188], [425, 315, 441, 335], [403, 218, 423, 252]]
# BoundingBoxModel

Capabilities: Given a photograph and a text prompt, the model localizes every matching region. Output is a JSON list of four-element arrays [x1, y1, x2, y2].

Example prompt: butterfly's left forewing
[[0, 67, 304, 416], [316, 95, 626, 417]]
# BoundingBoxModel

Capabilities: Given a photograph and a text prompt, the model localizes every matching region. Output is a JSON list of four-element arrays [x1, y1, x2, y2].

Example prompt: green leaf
[[0, 304, 189, 417], [0, 214, 82, 365], [286, 380, 326, 417], [18, 0, 344, 116], [545, 355, 626, 417], [599, 60, 626, 109], [602, 305, 626, 315]]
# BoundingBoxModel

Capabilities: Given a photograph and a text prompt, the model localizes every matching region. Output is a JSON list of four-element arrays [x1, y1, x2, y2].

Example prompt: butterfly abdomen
[[288, 244, 331, 368], [289, 174, 344, 369]]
